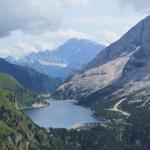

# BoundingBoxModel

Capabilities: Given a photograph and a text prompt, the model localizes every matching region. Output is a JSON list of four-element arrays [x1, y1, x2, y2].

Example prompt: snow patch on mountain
[[38, 59, 68, 68], [6, 38, 105, 79]]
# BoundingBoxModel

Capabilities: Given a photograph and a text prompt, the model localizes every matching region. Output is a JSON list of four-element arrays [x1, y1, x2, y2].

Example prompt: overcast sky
[[0, 0, 149, 59]]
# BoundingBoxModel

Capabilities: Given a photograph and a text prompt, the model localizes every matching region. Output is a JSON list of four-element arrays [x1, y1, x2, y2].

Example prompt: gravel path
[[108, 99, 130, 117]]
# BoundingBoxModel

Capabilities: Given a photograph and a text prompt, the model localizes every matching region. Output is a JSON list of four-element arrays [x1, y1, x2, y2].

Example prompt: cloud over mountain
[[0, 0, 90, 37], [0, 0, 91, 58], [120, 0, 150, 13], [0, 0, 146, 59], [0, 0, 64, 36]]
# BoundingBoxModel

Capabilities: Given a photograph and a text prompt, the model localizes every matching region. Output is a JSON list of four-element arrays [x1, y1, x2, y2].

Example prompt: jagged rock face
[[55, 16, 150, 100], [122, 43, 150, 81], [81, 42, 150, 110], [118, 43, 150, 95], [114, 42, 150, 94], [56, 54, 132, 99], [88, 16, 150, 69]]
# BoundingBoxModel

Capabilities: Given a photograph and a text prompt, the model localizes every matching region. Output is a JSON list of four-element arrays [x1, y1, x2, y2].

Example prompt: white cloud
[[75, 15, 145, 44], [53, 0, 89, 7], [75, 15, 143, 30], [96, 29, 120, 45], [0, 48, 11, 58], [0, 0, 89, 36], [0, 0, 76, 36], [119, 0, 150, 14], [0, 0, 91, 58], [0, 29, 93, 59], [0, 0, 146, 59], [67, 0, 89, 7]]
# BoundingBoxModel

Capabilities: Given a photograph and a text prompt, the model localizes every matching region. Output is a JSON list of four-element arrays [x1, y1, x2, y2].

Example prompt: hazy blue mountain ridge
[[6, 38, 105, 79]]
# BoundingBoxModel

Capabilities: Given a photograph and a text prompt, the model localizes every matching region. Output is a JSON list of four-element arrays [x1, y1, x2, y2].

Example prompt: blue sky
[[0, 0, 148, 58]]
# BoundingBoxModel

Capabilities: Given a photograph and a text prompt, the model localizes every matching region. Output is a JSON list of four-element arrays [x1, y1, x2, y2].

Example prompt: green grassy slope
[[0, 90, 52, 149], [1, 85, 148, 149], [0, 73, 43, 107], [0, 58, 61, 93], [0, 90, 122, 150]]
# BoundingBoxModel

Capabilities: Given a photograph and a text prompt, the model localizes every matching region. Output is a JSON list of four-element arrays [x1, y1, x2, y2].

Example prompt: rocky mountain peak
[[6, 38, 104, 79], [55, 16, 150, 100], [87, 16, 150, 69]]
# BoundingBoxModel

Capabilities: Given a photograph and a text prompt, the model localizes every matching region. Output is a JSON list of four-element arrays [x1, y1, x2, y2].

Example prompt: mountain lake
[[23, 100, 99, 128]]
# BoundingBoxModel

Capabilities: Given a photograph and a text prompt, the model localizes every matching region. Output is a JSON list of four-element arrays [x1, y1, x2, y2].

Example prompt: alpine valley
[[1, 16, 150, 150], [56, 16, 150, 107], [0, 58, 61, 94]]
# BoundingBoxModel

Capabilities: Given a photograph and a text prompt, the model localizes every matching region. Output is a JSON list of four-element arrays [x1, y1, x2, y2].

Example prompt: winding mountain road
[[108, 99, 130, 117]]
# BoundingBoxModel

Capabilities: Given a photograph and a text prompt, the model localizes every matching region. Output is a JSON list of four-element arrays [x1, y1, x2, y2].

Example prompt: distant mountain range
[[6, 38, 105, 79], [0, 58, 61, 94], [1, 16, 150, 150], [55, 16, 150, 114]]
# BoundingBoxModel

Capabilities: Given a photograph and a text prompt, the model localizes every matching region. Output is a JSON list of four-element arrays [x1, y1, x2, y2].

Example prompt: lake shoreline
[[23, 99, 100, 129], [19, 102, 49, 110]]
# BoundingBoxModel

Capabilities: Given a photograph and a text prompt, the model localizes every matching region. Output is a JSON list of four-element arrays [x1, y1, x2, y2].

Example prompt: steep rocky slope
[[55, 16, 150, 101], [80, 42, 150, 118]]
